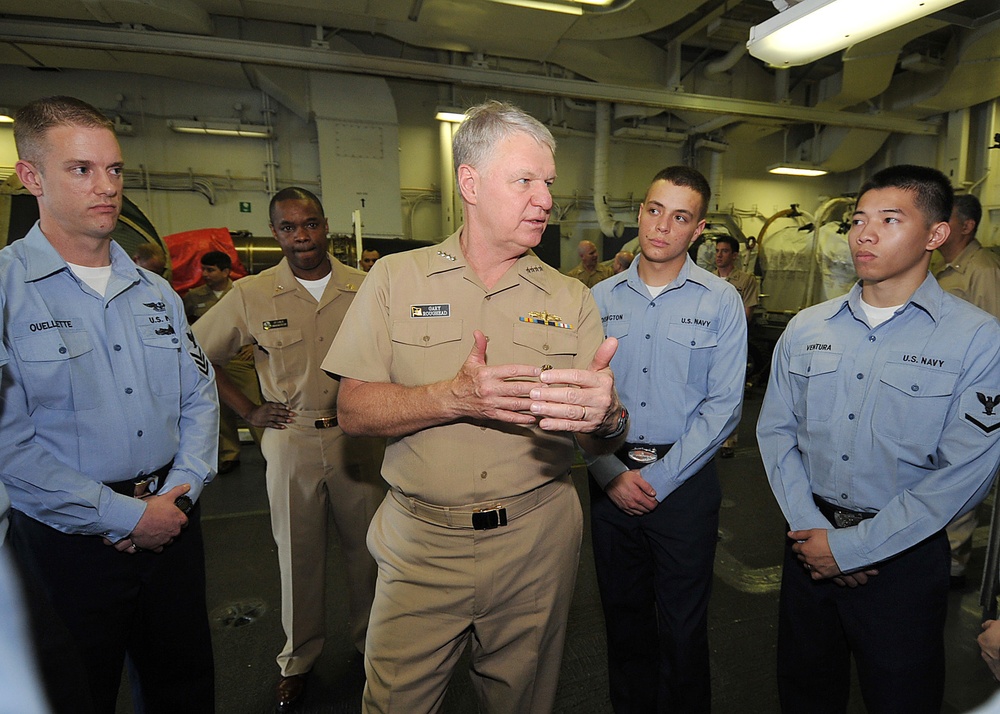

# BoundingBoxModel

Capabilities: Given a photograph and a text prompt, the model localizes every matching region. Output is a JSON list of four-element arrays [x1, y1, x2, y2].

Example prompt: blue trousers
[[589, 460, 720, 714], [777, 528, 949, 714]]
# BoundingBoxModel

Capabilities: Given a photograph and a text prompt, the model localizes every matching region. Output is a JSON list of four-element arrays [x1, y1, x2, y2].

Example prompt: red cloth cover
[[162, 227, 248, 297]]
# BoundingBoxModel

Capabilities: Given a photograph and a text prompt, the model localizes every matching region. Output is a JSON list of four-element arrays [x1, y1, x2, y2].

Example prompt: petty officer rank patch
[[411, 304, 450, 318], [263, 319, 288, 330], [962, 388, 1000, 435]]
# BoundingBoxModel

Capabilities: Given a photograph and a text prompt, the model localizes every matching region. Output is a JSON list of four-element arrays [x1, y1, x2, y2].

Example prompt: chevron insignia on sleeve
[[186, 330, 211, 378]]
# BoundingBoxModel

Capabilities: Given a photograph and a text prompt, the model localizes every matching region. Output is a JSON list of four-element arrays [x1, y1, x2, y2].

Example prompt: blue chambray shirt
[[757, 274, 1000, 573], [0, 223, 219, 542], [587, 256, 747, 501]]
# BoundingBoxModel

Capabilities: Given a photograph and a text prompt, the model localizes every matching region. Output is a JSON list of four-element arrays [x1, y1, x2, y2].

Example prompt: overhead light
[[0, 107, 13, 124], [768, 163, 828, 177], [168, 119, 273, 139], [435, 108, 467, 123], [747, 0, 964, 67], [486, 0, 583, 15]]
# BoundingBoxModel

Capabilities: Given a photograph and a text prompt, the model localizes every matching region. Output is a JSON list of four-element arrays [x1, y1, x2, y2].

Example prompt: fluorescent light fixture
[[768, 163, 828, 177], [486, 0, 583, 15], [0, 107, 13, 124], [168, 119, 273, 139], [747, 0, 964, 67], [435, 109, 467, 123]]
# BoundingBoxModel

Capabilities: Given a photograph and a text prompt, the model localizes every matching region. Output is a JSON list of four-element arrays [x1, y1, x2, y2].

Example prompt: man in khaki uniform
[[934, 193, 1000, 587], [184, 250, 262, 473], [193, 187, 385, 713], [566, 239, 614, 287], [714, 235, 758, 458], [323, 101, 628, 714]]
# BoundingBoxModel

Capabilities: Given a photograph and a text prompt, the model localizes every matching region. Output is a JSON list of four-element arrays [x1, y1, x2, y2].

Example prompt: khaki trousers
[[362, 474, 583, 714], [218, 350, 263, 463], [261, 419, 385, 676]]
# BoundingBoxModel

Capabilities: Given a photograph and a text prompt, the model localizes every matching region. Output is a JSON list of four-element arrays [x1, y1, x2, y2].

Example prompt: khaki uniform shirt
[[322, 230, 606, 506], [715, 267, 759, 312], [194, 256, 364, 412], [935, 239, 1000, 319], [183, 280, 231, 322], [566, 261, 614, 289]]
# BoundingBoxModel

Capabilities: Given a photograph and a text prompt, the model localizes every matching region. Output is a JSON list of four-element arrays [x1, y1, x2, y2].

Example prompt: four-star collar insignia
[[437, 250, 457, 262], [519, 310, 573, 330], [525, 265, 543, 274]]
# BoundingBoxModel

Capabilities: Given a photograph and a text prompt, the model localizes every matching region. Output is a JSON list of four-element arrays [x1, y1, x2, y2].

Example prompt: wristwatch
[[601, 406, 629, 440], [175, 495, 194, 514]]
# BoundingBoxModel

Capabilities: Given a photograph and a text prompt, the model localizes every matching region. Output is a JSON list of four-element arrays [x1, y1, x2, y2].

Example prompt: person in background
[[587, 166, 746, 713], [757, 164, 1000, 714], [612, 249, 634, 274], [0, 95, 217, 713], [714, 235, 759, 458], [131, 242, 167, 277], [184, 250, 263, 474], [361, 248, 380, 272], [194, 187, 385, 713], [323, 99, 626, 714], [567, 239, 614, 287], [933, 193, 1000, 590]]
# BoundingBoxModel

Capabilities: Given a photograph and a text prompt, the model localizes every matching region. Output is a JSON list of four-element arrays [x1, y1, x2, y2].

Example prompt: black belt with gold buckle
[[314, 416, 338, 429]]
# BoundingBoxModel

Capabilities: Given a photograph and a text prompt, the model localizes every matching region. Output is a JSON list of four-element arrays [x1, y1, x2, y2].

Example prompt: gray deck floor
[[121, 387, 1000, 713]]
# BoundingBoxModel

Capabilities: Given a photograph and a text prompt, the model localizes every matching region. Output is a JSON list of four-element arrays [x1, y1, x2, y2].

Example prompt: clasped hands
[[789, 528, 878, 588], [449, 330, 619, 434], [103, 483, 192, 555]]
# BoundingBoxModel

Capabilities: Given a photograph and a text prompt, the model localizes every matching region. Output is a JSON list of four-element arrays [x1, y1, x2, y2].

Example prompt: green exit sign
[[239, 202, 252, 213]]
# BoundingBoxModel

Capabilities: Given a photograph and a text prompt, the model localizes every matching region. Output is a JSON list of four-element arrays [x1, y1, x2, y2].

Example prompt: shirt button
[[422, 336, 429, 342], [125, 387, 133, 394], [642, 367, 648, 373], [171, 338, 178, 344], [848, 413, 855, 420], [318, 336, 324, 342], [856, 373, 863, 380], [638, 435, 646, 441], [645, 334, 651, 340], [58, 346, 67, 354], [690, 341, 696, 346], [543, 344, 549, 351], [841, 454, 849, 461], [910, 385, 919, 392], [114, 344, 122, 351], [640, 401, 646, 407], [485, 295, 492, 301], [869, 335, 876, 342], [841, 493, 848, 499], [137, 430, 143, 437], [480, 471, 487, 479]]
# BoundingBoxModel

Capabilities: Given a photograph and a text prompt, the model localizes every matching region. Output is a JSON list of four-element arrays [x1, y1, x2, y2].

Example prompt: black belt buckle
[[314, 416, 338, 429], [472, 507, 508, 530]]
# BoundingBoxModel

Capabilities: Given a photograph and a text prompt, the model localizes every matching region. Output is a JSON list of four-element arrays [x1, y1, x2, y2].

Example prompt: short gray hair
[[452, 100, 556, 175]]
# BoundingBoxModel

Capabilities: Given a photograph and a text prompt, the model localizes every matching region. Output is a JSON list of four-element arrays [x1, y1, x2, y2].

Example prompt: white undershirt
[[859, 297, 903, 327], [67, 262, 112, 297], [295, 273, 331, 302], [642, 280, 669, 299]]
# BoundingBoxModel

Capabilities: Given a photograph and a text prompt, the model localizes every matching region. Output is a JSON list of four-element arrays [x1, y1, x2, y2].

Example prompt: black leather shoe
[[276, 674, 308, 713]]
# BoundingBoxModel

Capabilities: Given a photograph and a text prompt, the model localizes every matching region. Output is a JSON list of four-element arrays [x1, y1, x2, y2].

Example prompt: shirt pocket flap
[[391, 319, 464, 348], [14, 329, 94, 362], [512, 322, 579, 356], [789, 351, 842, 378], [880, 362, 957, 398], [603, 319, 629, 340], [665, 323, 719, 350], [256, 328, 304, 350]]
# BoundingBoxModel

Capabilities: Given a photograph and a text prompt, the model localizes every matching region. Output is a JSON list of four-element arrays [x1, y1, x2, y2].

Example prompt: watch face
[[175, 495, 194, 514]]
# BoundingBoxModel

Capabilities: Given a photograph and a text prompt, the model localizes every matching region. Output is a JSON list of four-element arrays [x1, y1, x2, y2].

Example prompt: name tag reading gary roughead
[[411, 304, 450, 318]]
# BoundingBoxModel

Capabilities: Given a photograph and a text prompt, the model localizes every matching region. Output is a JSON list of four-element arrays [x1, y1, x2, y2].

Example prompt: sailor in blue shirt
[[758, 165, 1000, 714], [588, 166, 746, 713], [0, 97, 218, 714]]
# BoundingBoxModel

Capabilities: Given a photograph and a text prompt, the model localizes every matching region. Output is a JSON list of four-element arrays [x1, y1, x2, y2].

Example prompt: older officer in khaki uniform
[[323, 100, 627, 714], [194, 187, 384, 713]]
